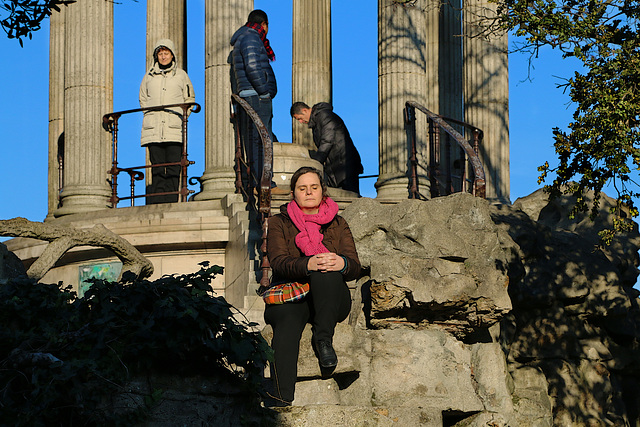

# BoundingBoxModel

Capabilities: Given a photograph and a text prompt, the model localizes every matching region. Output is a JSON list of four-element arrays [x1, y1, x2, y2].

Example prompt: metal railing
[[230, 94, 272, 289], [102, 102, 201, 207], [227, 97, 486, 290], [405, 101, 486, 199]]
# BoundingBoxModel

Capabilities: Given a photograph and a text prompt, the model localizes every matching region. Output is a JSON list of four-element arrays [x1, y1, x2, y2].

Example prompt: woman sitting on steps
[[265, 166, 361, 406]]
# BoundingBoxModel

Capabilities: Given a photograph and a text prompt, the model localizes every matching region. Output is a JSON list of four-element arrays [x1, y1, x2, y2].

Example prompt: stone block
[[368, 329, 484, 412], [272, 405, 442, 427], [342, 196, 511, 337]]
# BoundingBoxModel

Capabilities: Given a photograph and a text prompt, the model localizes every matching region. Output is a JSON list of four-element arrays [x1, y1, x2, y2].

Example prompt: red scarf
[[245, 22, 275, 61], [287, 197, 339, 256]]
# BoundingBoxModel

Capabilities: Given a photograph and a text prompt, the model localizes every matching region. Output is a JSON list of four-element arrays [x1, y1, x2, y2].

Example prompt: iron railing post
[[405, 105, 420, 199], [230, 94, 274, 290]]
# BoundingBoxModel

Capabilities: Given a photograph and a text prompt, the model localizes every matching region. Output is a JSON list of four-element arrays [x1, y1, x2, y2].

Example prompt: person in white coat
[[139, 39, 195, 204]]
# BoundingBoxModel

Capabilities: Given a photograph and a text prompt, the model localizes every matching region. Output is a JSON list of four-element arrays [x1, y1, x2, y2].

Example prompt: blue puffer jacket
[[229, 26, 277, 98]]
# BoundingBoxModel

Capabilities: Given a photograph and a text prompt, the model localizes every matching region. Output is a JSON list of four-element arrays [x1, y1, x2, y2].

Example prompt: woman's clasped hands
[[308, 252, 345, 273]]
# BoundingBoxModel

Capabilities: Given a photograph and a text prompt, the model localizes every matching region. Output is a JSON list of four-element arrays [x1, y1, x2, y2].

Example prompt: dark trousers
[[147, 142, 182, 204], [337, 174, 360, 195], [264, 271, 352, 402], [237, 95, 273, 187]]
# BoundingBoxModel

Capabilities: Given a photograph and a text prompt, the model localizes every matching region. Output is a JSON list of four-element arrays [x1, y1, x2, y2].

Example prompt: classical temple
[[6, 0, 508, 322]]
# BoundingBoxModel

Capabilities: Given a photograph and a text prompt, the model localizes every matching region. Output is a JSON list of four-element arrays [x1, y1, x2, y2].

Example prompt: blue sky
[[0, 0, 577, 222]]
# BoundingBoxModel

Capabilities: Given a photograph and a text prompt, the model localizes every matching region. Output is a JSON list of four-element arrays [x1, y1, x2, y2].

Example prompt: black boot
[[316, 340, 338, 368]]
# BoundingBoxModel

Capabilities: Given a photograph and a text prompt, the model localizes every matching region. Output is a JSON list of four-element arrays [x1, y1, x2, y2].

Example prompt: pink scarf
[[287, 197, 339, 256]]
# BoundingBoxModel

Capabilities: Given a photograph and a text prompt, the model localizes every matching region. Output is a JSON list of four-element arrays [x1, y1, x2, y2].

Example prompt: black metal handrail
[[405, 101, 486, 199], [102, 102, 201, 207], [230, 94, 272, 289]]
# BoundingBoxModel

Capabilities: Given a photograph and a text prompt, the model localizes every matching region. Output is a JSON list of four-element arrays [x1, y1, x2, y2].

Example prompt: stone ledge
[[271, 404, 443, 427]]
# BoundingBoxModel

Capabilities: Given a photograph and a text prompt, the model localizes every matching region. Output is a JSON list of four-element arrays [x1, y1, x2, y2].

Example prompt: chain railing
[[230, 94, 273, 290], [405, 101, 486, 199], [102, 102, 201, 207]]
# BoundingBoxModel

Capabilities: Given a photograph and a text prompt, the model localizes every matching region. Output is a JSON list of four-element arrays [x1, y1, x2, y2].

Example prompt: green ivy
[[0, 262, 273, 426]]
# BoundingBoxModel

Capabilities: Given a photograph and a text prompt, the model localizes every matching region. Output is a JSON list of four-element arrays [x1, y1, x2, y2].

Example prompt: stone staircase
[[261, 320, 453, 426]]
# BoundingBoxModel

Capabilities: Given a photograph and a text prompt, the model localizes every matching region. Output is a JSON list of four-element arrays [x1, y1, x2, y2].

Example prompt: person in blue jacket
[[230, 9, 282, 192]]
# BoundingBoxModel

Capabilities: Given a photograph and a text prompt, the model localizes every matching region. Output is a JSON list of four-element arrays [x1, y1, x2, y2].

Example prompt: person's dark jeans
[[237, 95, 273, 188], [264, 271, 351, 402], [337, 174, 360, 195], [147, 142, 182, 204]]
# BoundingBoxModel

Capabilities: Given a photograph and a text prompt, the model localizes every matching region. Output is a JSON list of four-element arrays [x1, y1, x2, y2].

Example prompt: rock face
[[495, 189, 640, 426], [60, 190, 640, 426], [265, 192, 640, 426], [344, 194, 511, 338]]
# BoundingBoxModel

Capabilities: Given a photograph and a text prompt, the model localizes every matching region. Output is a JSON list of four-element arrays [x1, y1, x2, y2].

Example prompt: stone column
[[424, 0, 463, 117], [439, 0, 463, 121], [421, 0, 440, 195], [195, 0, 251, 200], [55, 0, 113, 217], [144, 0, 187, 194], [438, 0, 464, 193], [377, 0, 427, 199], [424, 0, 439, 113], [292, 0, 332, 149], [463, 0, 509, 202], [47, 7, 65, 219], [146, 0, 187, 70]]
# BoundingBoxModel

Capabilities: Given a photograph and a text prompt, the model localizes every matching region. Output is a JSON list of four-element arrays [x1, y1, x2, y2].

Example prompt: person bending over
[[291, 102, 363, 194]]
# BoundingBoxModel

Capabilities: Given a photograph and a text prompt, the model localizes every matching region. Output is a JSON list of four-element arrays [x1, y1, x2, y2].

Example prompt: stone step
[[270, 404, 443, 426]]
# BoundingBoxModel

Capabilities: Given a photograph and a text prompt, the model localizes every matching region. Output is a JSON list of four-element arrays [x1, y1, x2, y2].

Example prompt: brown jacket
[[267, 205, 361, 284]]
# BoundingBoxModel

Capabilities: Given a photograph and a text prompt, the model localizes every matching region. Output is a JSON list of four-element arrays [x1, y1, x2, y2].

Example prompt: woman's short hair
[[290, 167, 328, 198]]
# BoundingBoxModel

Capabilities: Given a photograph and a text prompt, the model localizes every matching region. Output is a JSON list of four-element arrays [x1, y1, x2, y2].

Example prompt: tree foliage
[[1, 0, 74, 45], [484, 0, 640, 240], [0, 262, 272, 425]]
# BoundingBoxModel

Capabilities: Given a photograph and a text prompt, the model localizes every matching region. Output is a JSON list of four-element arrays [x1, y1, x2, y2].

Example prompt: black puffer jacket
[[308, 103, 363, 187], [229, 26, 277, 98]]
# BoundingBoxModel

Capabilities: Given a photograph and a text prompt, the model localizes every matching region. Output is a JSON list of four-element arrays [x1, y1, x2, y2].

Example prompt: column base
[[375, 173, 410, 200], [375, 172, 432, 200], [54, 185, 112, 217], [193, 167, 237, 201], [272, 142, 322, 189]]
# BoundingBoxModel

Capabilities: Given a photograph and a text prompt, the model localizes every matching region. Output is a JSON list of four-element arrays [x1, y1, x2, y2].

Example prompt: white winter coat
[[139, 39, 195, 146]]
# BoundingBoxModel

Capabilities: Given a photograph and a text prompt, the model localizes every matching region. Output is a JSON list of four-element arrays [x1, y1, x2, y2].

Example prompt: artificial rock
[[342, 194, 512, 338], [5, 189, 640, 426]]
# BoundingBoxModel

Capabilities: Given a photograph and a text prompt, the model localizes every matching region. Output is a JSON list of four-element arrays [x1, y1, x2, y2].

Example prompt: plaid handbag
[[260, 281, 310, 305]]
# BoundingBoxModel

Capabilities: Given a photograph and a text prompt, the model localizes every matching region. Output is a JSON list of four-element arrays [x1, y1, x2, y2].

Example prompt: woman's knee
[[309, 271, 345, 289]]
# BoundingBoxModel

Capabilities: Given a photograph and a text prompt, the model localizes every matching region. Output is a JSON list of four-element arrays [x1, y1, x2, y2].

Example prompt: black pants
[[147, 142, 182, 204], [264, 271, 351, 402], [337, 174, 360, 195]]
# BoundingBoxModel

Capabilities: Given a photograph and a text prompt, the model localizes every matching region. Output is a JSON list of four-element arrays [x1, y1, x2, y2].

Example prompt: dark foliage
[[0, 262, 272, 426], [1, 0, 75, 46]]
